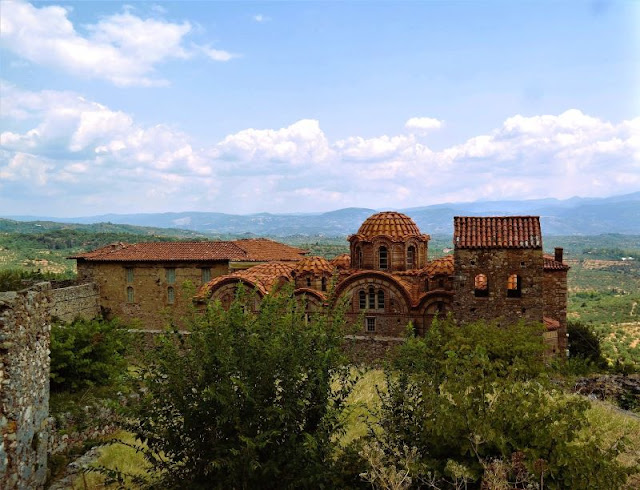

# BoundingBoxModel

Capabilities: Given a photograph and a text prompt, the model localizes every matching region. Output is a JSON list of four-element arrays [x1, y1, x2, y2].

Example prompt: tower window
[[407, 246, 415, 269], [474, 274, 489, 297], [507, 274, 522, 298], [359, 290, 366, 309], [379, 246, 388, 270]]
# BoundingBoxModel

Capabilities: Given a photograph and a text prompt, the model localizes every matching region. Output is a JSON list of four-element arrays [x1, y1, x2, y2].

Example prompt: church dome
[[356, 212, 422, 240], [294, 256, 334, 275]]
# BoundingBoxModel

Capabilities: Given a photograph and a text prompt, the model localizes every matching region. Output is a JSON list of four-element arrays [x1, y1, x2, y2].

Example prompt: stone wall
[[49, 283, 100, 323], [344, 335, 404, 365], [78, 261, 229, 329], [0, 283, 51, 490], [453, 248, 544, 327], [542, 269, 568, 353]]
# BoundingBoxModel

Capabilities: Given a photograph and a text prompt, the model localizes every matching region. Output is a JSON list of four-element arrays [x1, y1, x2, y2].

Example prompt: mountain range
[[4, 192, 640, 237]]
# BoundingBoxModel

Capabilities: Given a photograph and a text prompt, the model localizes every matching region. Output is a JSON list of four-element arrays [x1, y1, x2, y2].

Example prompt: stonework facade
[[0, 283, 51, 490], [197, 212, 569, 352], [72, 239, 307, 329]]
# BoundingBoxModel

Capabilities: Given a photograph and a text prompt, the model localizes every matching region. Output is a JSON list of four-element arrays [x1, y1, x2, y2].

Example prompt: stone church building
[[196, 212, 569, 354]]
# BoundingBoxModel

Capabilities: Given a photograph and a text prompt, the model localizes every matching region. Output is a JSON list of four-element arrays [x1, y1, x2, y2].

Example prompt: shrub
[[50, 317, 130, 392], [568, 320, 607, 368], [363, 317, 632, 488], [116, 284, 358, 489]]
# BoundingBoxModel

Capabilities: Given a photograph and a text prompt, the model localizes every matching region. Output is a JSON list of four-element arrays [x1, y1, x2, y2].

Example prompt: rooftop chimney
[[554, 247, 563, 263]]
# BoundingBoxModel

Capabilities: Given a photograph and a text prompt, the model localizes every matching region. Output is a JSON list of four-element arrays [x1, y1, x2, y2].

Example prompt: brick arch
[[205, 278, 264, 311], [293, 288, 326, 311], [416, 291, 454, 335], [333, 271, 412, 313]]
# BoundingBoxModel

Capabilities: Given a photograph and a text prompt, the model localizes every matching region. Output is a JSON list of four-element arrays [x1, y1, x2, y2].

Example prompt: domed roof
[[294, 256, 334, 275], [356, 212, 422, 240], [330, 254, 351, 270]]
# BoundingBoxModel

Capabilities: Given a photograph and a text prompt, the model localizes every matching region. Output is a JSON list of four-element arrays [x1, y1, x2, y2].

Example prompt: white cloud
[[0, 85, 637, 214], [0, 1, 235, 86], [253, 14, 271, 23], [215, 119, 333, 167], [405, 117, 443, 132]]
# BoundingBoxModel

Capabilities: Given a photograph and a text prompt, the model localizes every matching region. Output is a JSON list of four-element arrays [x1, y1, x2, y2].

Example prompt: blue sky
[[1, 0, 638, 217]]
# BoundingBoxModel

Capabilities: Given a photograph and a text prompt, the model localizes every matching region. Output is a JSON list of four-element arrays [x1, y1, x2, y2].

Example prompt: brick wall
[[0, 283, 51, 490]]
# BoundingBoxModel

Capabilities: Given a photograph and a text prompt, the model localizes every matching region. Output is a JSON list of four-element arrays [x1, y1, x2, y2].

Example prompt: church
[[197, 212, 569, 354]]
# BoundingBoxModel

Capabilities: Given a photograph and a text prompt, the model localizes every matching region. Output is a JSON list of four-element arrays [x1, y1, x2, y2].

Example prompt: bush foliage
[[50, 317, 130, 392], [117, 285, 359, 489], [360, 317, 634, 489]]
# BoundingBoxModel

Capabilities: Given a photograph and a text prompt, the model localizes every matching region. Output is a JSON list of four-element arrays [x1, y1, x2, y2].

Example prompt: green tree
[[567, 320, 606, 368], [119, 284, 358, 489], [50, 317, 130, 392], [364, 317, 632, 489]]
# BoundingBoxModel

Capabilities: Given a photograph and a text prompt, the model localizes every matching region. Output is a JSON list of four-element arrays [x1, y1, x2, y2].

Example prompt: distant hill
[[4, 192, 639, 237]]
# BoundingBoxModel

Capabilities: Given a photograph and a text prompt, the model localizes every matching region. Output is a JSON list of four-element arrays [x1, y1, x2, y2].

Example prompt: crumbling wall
[[0, 283, 51, 490], [49, 282, 100, 323]]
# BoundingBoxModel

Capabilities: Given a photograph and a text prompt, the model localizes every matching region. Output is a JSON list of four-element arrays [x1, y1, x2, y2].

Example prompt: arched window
[[406, 246, 415, 269], [321, 277, 327, 292], [474, 274, 488, 297], [377, 289, 385, 309], [126, 286, 134, 303], [379, 246, 388, 270], [167, 286, 175, 304], [368, 287, 375, 309], [359, 290, 366, 309], [507, 274, 521, 298], [306, 277, 312, 287], [356, 246, 363, 269]]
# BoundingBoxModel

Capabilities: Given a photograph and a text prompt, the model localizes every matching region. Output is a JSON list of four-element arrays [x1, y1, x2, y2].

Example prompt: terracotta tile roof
[[543, 254, 570, 271], [454, 216, 542, 249], [352, 212, 428, 242], [70, 238, 306, 263], [543, 316, 560, 331], [330, 254, 351, 270], [70, 241, 247, 262], [294, 256, 334, 275], [232, 238, 307, 262], [424, 255, 454, 276], [198, 262, 296, 299]]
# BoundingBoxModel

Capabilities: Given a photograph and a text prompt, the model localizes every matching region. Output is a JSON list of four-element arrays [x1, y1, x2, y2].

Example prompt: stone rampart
[[50, 282, 100, 323], [0, 283, 51, 490]]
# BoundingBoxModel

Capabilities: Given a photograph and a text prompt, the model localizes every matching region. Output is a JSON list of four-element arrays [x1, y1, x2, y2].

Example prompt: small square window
[[366, 317, 376, 332]]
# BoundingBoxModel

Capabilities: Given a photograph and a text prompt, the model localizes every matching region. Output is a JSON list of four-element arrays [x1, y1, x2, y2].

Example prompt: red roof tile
[[330, 254, 351, 270], [351, 212, 429, 242], [71, 238, 306, 263], [543, 316, 560, 331], [454, 216, 542, 249], [543, 254, 570, 271], [294, 256, 334, 275], [197, 262, 296, 298], [233, 238, 307, 262]]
